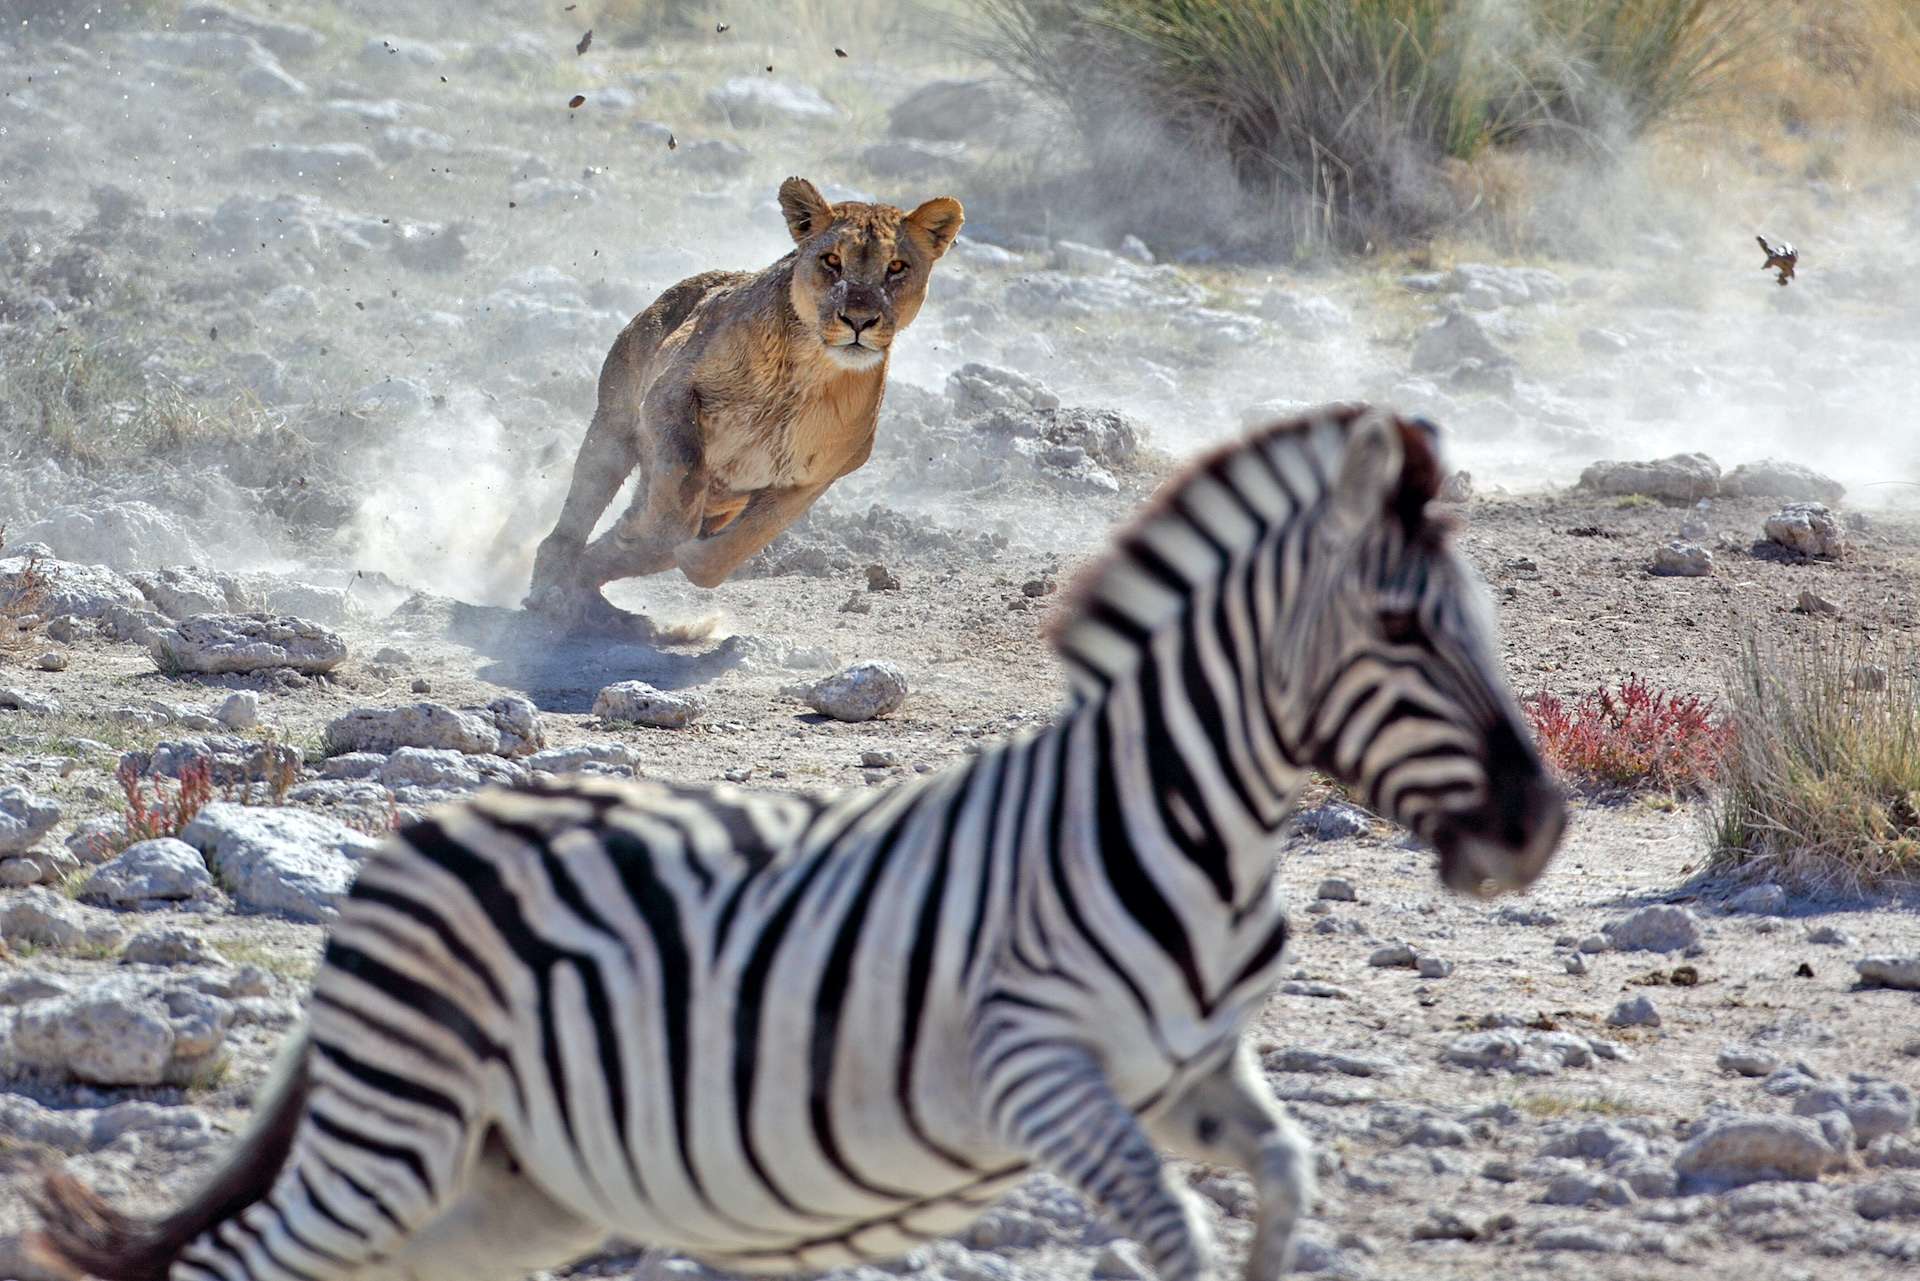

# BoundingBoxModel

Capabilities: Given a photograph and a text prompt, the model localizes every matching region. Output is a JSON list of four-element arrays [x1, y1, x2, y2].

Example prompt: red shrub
[[117, 757, 216, 844], [1525, 675, 1732, 795]]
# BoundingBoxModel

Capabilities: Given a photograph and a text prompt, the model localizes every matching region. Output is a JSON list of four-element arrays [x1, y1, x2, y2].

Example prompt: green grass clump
[[968, 0, 1762, 252], [1710, 632, 1920, 890]]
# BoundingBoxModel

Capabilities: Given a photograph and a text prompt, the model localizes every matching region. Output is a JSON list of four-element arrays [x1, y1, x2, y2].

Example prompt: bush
[[967, 0, 1762, 252], [1525, 674, 1731, 795], [1710, 634, 1920, 889]]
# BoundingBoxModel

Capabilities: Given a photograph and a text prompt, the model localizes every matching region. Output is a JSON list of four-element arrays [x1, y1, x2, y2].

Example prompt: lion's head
[[777, 176, 964, 371]]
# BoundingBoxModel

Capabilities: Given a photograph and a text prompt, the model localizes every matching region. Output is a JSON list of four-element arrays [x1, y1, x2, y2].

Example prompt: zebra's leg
[[1144, 1045, 1313, 1281], [978, 1042, 1211, 1281], [358, 1130, 608, 1281]]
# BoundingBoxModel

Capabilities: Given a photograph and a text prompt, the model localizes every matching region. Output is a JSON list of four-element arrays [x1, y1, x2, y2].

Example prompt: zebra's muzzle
[[1431, 769, 1567, 898]]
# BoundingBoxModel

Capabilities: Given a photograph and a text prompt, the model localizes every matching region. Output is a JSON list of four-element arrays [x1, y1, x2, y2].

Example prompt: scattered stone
[[1291, 802, 1372, 841], [380, 748, 527, 795], [0, 687, 60, 714], [412, 677, 432, 694], [1418, 955, 1456, 979], [33, 650, 67, 671], [324, 697, 545, 757], [865, 563, 902, 592], [1578, 454, 1721, 503], [1674, 1115, 1845, 1187], [1437, 470, 1473, 503], [1609, 995, 1662, 1028], [1264, 1047, 1397, 1077], [120, 736, 303, 788], [860, 750, 902, 768], [947, 362, 1060, 417], [1651, 542, 1713, 577], [1764, 503, 1846, 558], [0, 785, 61, 854], [1565, 953, 1588, 975], [525, 744, 640, 775], [1441, 1030, 1596, 1075], [1794, 1079, 1917, 1145], [7, 979, 232, 1086], [149, 613, 347, 674], [1855, 1176, 1920, 1221], [1805, 924, 1855, 946], [216, 690, 261, 730], [1316, 877, 1357, 902], [594, 681, 705, 729], [1602, 905, 1701, 954], [127, 566, 244, 619], [1, 554, 146, 621], [81, 839, 216, 906], [789, 661, 908, 722], [0, 889, 124, 953], [1369, 943, 1417, 969], [1856, 956, 1920, 991], [1021, 578, 1055, 597], [1794, 589, 1840, 616], [707, 76, 840, 126], [1410, 309, 1514, 376], [179, 803, 381, 921], [1541, 1171, 1634, 1208], [121, 927, 225, 967], [1719, 1046, 1782, 1077], [1730, 883, 1789, 915], [1720, 460, 1845, 504]]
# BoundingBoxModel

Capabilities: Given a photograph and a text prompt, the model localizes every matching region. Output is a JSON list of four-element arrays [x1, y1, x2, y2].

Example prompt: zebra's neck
[[1046, 412, 1354, 903]]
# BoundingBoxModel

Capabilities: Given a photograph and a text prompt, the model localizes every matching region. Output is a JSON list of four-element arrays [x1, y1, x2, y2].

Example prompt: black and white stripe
[[44, 405, 1563, 1281]]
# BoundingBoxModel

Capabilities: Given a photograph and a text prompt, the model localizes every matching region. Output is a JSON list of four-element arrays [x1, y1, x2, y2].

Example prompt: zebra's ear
[[1332, 412, 1444, 537], [1329, 411, 1405, 534]]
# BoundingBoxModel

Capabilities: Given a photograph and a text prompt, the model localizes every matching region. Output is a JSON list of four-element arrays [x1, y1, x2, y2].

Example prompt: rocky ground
[[4, 3, 1920, 1281]]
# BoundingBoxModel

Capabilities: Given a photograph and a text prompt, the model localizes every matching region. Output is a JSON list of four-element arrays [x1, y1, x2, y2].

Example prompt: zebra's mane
[[1048, 403, 1445, 683]]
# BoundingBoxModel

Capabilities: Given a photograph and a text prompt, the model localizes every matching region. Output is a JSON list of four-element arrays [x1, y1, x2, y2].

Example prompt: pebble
[[1315, 876, 1356, 902], [81, 839, 216, 905], [1368, 942, 1417, 968], [789, 661, 909, 723], [1728, 883, 1788, 915], [1674, 1115, 1845, 1188], [215, 690, 260, 730], [1805, 924, 1855, 946], [593, 680, 705, 729], [1856, 956, 1920, 991], [34, 650, 67, 671], [1651, 541, 1713, 577], [865, 563, 902, 592], [1602, 905, 1701, 953], [1565, 953, 1589, 975], [1718, 1046, 1781, 1077], [1609, 995, 1662, 1028], [412, 676, 432, 693], [1417, 955, 1455, 979], [859, 750, 902, 768]]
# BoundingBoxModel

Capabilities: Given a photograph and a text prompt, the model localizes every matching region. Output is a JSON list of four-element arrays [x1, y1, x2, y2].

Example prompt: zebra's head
[[1287, 409, 1566, 897]]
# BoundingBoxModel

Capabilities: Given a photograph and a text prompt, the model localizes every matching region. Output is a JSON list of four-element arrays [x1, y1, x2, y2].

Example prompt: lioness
[[525, 176, 963, 633]]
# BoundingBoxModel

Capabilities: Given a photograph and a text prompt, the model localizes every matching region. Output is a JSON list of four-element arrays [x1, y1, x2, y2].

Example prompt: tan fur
[[526, 177, 962, 634]]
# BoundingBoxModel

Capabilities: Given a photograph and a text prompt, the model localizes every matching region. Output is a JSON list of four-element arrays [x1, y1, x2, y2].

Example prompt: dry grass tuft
[[1710, 632, 1920, 891]]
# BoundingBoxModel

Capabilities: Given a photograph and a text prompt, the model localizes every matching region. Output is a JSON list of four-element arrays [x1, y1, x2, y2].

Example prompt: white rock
[[1729, 882, 1789, 915], [1579, 454, 1720, 502], [127, 566, 245, 619], [1369, 943, 1417, 968], [0, 888, 124, 952], [1410, 309, 1514, 375], [1417, 955, 1456, 979], [180, 803, 381, 921], [324, 697, 545, 757], [121, 927, 226, 967], [1602, 905, 1701, 953], [7, 980, 233, 1086], [1651, 542, 1713, 577], [706, 77, 840, 127], [82, 839, 216, 905], [1857, 955, 1920, 990], [216, 690, 261, 730], [1794, 1079, 1917, 1144], [790, 661, 908, 723], [947, 362, 1060, 417], [1291, 802, 1372, 841], [150, 613, 347, 674], [1609, 995, 1662, 1027], [1855, 1176, 1920, 1221], [594, 681, 705, 729], [18, 501, 204, 569], [0, 554, 146, 620], [1764, 502, 1846, 558], [0, 687, 61, 714], [1674, 1115, 1845, 1187], [1718, 1046, 1781, 1077], [0, 785, 61, 853], [1720, 460, 1844, 504], [1316, 876, 1357, 902]]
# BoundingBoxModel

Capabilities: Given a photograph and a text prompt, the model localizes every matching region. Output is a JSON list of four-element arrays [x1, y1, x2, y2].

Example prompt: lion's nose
[[839, 308, 879, 336]]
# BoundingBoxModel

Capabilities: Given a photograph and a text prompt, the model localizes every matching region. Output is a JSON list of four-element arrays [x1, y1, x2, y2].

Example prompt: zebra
[[33, 404, 1567, 1281]]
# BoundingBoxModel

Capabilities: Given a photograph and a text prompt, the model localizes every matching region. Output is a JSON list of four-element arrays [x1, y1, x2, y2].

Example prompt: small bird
[[1756, 235, 1797, 287]]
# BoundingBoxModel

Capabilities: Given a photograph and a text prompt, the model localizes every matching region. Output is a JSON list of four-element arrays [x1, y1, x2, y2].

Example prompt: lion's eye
[[886, 259, 908, 277], [822, 252, 842, 272]]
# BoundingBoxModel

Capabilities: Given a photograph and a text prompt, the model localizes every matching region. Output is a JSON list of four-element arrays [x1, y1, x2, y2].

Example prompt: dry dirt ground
[[4, 3, 1920, 1280]]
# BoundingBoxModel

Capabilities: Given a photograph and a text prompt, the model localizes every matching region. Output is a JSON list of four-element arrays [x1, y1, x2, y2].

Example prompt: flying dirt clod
[[523, 177, 963, 637], [1756, 234, 1797, 286]]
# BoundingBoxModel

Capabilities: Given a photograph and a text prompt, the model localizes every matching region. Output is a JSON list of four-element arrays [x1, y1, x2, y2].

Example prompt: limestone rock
[[180, 803, 381, 921], [1577, 454, 1720, 503], [594, 681, 705, 729], [0, 786, 60, 853], [1764, 503, 1846, 558], [82, 839, 217, 905], [788, 661, 909, 722], [149, 613, 347, 674]]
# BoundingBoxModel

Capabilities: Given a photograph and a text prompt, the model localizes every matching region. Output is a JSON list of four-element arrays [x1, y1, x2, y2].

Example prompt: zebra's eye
[[1380, 609, 1421, 643]]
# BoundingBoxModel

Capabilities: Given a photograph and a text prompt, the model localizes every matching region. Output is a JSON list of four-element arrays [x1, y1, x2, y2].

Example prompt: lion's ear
[[905, 196, 964, 259], [778, 177, 834, 244]]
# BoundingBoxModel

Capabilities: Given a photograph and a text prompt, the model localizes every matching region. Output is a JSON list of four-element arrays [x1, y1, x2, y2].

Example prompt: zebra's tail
[[30, 1035, 312, 1281]]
